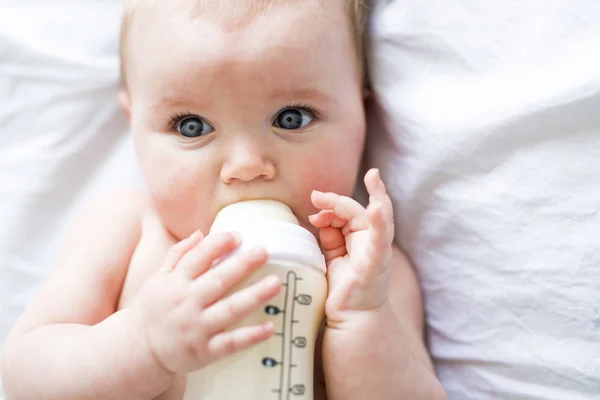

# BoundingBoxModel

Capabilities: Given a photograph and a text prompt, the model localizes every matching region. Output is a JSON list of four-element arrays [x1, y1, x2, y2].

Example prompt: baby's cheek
[[303, 142, 363, 196], [149, 165, 211, 239], [292, 158, 358, 237]]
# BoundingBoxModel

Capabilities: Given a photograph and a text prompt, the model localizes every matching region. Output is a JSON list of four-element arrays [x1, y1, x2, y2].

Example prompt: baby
[[1, 1, 446, 399]]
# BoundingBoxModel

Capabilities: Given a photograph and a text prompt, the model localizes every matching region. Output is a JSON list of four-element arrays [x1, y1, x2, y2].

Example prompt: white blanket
[[367, 0, 600, 399], [0, 2, 141, 395]]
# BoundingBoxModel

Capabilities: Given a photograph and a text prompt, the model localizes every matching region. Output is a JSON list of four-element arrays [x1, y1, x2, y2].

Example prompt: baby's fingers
[[363, 170, 395, 264], [177, 232, 242, 280], [364, 168, 387, 196], [207, 322, 274, 359], [365, 169, 394, 237], [193, 247, 268, 306], [308, 210, 346, 229], [311, 191, 368, 232], [162, 230, 204, 271], [203, 275, 282, 335], [319, 227, 347, 262], [367, 201, 394, 255]]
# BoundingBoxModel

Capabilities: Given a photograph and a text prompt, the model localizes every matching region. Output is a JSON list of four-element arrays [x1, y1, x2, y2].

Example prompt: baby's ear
[[118, 89, 131, 122]]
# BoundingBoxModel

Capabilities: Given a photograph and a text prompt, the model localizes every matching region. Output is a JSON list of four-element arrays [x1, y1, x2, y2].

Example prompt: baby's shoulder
[[57, 189, 152, 273], [8, 190, 155, 335], [72, 189, 149, 234]]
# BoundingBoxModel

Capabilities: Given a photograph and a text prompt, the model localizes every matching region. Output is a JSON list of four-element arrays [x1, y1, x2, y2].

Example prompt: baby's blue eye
[[178, 116, 214, 138], [274, 108, 313, 130]]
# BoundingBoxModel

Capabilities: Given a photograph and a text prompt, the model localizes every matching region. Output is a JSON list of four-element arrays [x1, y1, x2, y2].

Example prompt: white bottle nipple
[[210, 200, 326, 273], [210, 200, 299, 231]]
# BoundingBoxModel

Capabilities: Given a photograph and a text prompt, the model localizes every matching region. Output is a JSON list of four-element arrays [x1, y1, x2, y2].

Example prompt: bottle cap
[[210, 200, 326, 273]]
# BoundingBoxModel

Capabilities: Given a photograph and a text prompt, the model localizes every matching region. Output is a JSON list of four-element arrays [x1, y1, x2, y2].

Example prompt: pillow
[[0, 3, 140, 394], [366, 1, 600, 398]]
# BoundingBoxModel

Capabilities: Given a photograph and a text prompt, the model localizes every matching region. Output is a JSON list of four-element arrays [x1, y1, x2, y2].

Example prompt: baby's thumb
[[319, 227, 346, 263]]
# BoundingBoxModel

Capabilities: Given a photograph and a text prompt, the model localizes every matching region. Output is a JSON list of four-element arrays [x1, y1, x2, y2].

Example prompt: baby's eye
[[273, 108, 314, 130], [177, 116, 214, 138]]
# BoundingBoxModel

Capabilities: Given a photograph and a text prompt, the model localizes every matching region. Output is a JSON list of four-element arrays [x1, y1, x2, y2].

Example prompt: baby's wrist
[[124, 307, 177, 383], [321, 301, 411, 378], [325, 298, 394, 332]]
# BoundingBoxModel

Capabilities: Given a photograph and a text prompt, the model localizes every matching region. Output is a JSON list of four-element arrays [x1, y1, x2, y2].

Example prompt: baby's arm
[[2, 191, 282, 400], [322, 246, 447, 399], [310, 170, 446, 400], [1, 192, 173, 399]]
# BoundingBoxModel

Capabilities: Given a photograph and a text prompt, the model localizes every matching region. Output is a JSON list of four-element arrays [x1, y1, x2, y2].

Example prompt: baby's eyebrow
[[148, 94, 195, 112], [148, 87, 338, 112], [268, 87, 338, 106]]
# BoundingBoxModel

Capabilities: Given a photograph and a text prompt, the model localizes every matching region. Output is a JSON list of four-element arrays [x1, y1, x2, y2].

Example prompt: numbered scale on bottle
[[261, 271, 314, 398]]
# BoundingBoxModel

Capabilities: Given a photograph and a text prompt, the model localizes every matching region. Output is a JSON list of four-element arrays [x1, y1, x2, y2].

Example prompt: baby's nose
[[220, 143, 276, 184]]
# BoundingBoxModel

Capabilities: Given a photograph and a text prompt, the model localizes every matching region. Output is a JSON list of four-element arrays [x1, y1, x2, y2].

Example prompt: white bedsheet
[[367, 1, 600, 399], [0, 2, 141, 395]]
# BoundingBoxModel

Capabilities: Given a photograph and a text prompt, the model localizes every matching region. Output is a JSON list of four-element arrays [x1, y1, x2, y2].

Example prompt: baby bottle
[[184, 200, 327, 400]]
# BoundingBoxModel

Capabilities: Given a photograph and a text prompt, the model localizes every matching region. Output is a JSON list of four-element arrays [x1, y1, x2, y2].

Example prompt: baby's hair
[[119, 0, 370, 89]]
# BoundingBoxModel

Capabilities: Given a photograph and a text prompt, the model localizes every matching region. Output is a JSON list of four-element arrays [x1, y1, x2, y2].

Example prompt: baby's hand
[[130, 232, 281, 374], [309, 169, 394, 324]]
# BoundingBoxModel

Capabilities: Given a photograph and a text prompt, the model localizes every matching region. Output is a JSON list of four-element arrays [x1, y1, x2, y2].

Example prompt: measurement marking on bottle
[[266, 305, 283, 315], [263, 358, 279, 367], [296, 294, 312, 305], [292, 337, 307, 348], [290, 384, 306, 396], [285, 271, 297, 399], [266, 271, 310, 399]]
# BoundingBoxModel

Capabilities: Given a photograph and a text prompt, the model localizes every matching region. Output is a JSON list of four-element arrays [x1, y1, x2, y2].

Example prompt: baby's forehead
[[125, 0, 303, 21], [121, 0, 363, 91]]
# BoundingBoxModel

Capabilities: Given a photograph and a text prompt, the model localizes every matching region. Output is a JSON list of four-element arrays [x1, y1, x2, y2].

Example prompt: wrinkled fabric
[[0, 3, 141, 395], [367, 1, 600, 399]]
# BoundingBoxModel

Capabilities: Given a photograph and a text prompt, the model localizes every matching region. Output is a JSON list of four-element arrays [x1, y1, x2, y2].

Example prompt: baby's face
[[123, 1, 366, 239]]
